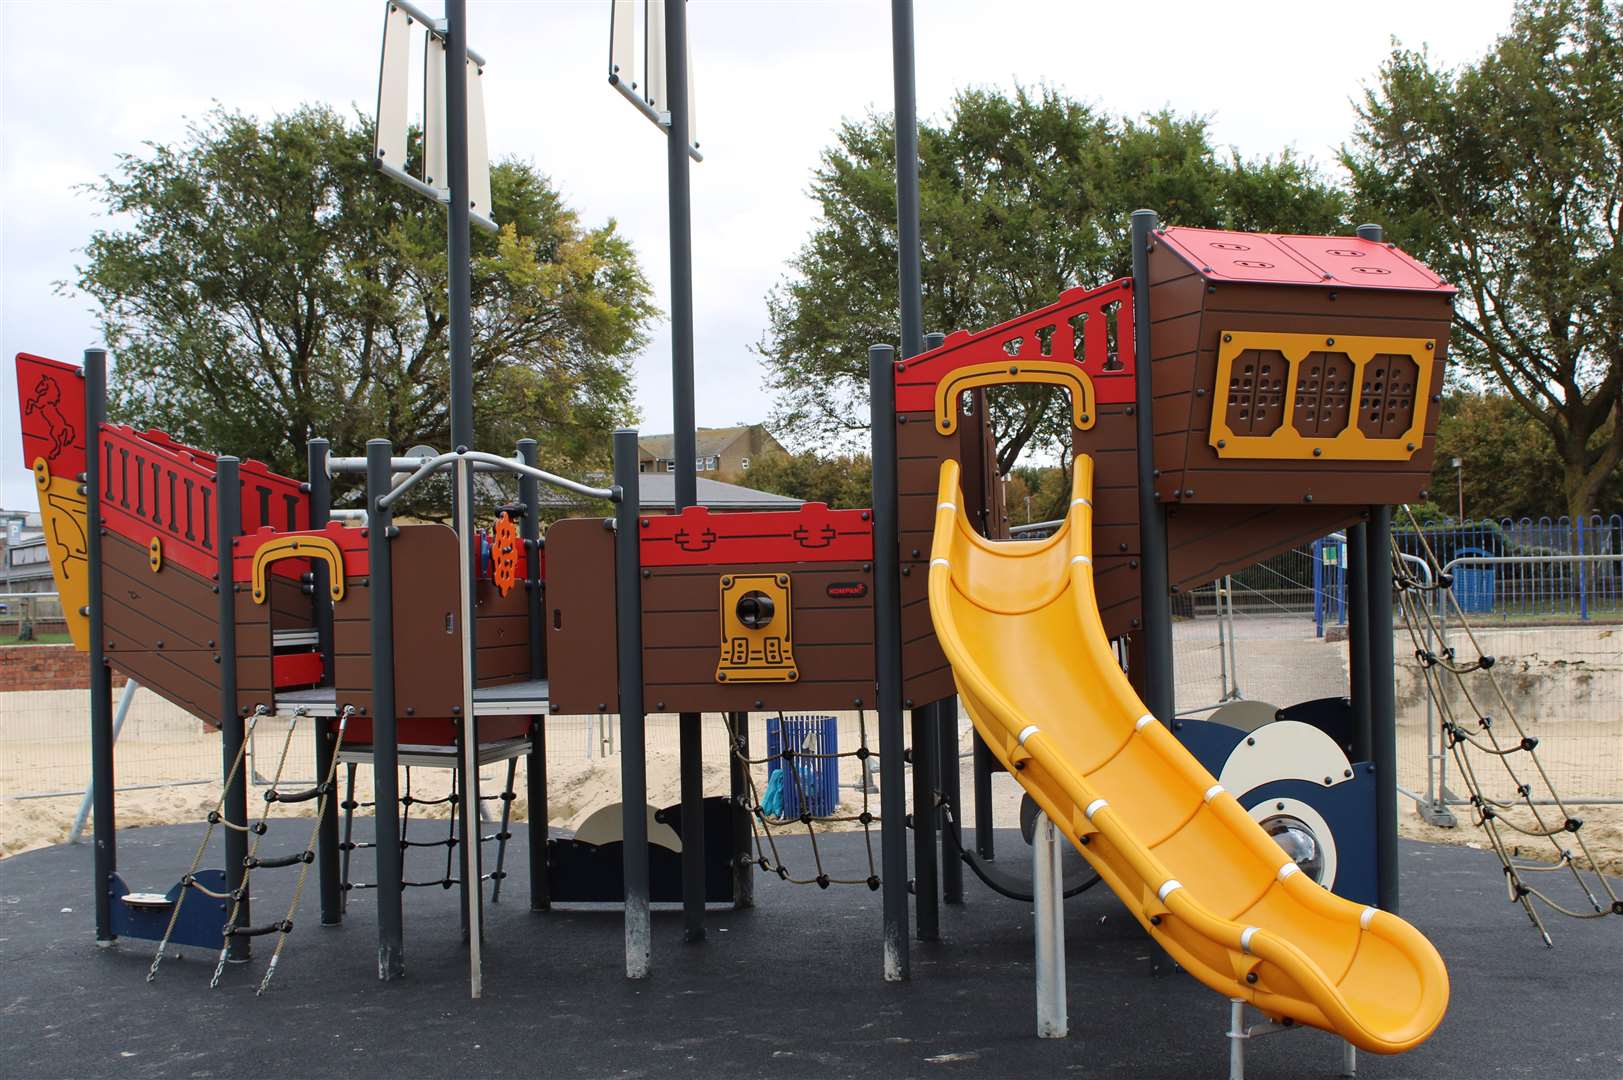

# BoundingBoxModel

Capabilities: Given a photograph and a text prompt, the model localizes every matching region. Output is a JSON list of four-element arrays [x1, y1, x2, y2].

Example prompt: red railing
[[894, 277, 1136, 412]]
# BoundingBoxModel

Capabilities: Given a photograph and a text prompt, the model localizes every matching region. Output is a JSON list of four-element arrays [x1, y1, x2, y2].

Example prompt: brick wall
[[0, 644, 128, 692]]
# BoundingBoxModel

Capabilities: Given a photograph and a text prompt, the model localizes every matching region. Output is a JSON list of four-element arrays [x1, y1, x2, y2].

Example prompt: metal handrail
[[376, 450, 616, 510], [1008, 518, 1063, 536]]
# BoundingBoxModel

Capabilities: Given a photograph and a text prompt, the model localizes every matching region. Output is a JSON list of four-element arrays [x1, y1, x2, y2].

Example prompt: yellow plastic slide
[[927, 456, 1448, 1054]]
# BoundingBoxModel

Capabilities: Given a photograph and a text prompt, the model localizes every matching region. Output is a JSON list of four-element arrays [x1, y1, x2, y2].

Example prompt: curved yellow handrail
[[250, 535, 346, 605], [926, 456, 1448, 1054]]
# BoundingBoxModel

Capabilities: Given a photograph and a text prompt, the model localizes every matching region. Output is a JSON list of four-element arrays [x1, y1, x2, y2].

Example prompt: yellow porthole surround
[[934, 360, 1096, 436], [1209, 330, 1435, 461]]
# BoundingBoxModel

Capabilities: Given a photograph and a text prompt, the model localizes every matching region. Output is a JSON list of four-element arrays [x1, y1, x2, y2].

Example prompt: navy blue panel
[[108, 869, 228, 950], [1279, 696, 1358, 762], [1168, 717, 1248, 778], [1240, 769, 1379, 907]]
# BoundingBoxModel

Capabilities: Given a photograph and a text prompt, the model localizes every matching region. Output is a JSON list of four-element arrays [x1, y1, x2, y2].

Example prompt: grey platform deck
[[275, 678, 550, 718]]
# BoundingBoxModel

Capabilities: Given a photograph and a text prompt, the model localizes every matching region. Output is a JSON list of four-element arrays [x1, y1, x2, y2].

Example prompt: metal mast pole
[[445, 0, 474, 455], [664, 0, 706, 945], [1130, 210, 1174, 721], [890, 0, 939, 944]]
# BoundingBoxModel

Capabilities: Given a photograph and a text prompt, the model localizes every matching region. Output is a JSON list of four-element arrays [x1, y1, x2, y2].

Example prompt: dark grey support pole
[[891, 0, 924, 360], [923, 327, 961, 906], [613, 430, 650, 977], [662, 0, 705, 946], [1347, 522, 1372, 764], [366, 440, 406, 979], [1366, 507, 1400, 913], [517, 439, 549, 911], [1130, 209, 1174, 721], [971, 732, 995, 860], [937, 696, 963, 904], [307, 438, 342, 927], [728, 711, 754, 909], [84, 348, 115, 945], [1352, 221, 1399, 912], [216, 456, 249, 962], [445, 0, 474, 457], [869, 344, 910, 981], [910, 704, 939, 939]]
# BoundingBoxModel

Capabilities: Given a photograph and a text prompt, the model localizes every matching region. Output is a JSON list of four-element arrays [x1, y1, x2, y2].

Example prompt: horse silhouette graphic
[[24, 373, 77, 463]]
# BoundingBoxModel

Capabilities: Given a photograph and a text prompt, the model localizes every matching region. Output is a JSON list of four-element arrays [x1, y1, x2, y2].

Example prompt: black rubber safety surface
[[1, 827, 1618, 1079]]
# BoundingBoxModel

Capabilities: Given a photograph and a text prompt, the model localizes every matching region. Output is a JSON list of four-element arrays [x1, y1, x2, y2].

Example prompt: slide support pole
[[1034, 810, 1067, 1038]]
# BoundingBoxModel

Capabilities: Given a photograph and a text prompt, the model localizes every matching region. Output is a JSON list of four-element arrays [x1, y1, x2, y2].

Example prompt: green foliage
[[761, 85, 1348, 470], [1005, 464, 1071, 526], [1429, 390, 1623, 520], [1343, 0, 1623, 523], [70, 104, 656, 512], [738, 450, 873, 509]]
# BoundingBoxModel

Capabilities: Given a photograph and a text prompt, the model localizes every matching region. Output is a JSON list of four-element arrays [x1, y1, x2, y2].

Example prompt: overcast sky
[[1, 0, 1513, 509]]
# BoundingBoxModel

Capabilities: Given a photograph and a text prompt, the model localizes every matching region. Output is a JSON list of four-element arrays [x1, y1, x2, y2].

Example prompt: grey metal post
[[1033, 810, 1067, 1038], [911, 704, 939, 940], [922, 327, 962, 907], [663, 0, 706, 945], [216, 456, 250, 962], [445, 0, 474, 456], [938, 697, 963, 904], [1347, 522, 1373, 764], [728, 711, 754, 908], [613, 430, 651, 978], [454, 452, 483, 997], [83, 348, 116, 944], [891, 0, 924, 360], [366, 440, 406, 979], [869, 343, 910, 981], [307, 438, 342, 926], [517, 439, 549, 911], [1130, 210, 1174, 721], [972, 732, 995, 860], [1366, 506, 1400, 912]]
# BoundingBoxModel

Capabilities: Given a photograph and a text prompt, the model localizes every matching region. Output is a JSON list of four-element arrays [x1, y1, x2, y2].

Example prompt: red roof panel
[[1157, 226, 1454, 293]]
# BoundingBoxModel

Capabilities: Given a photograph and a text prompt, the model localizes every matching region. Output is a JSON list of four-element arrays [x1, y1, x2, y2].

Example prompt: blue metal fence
[[765, 715, 840, 818], [1311, 514, 1623, 629]]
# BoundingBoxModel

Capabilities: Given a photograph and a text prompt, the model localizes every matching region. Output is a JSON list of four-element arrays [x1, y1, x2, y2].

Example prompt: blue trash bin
[[1452, 546, 1496, 613], [766, 715, 840, 818]]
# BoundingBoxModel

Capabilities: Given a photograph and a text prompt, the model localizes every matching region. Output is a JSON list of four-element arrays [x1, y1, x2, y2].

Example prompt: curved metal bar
[[376, 450, 615, 510]]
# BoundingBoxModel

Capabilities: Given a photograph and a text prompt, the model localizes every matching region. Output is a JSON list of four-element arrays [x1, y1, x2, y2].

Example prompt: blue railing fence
[[764, 715, 841, 819], [1311, 514, 1623, 632]]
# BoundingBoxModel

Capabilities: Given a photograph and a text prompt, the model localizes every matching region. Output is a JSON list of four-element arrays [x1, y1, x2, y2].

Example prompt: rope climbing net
[[723, 711, 881, 890], [1392, 506, 1622, 944], [149, 704, 352, 994]]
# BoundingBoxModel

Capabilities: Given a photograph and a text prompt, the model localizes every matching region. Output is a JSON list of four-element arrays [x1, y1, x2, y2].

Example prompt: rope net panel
[[1393, 506, 1622, 944], [724, 711, 881, 890]]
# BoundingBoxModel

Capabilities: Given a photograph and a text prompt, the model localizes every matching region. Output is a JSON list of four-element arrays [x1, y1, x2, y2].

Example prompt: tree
[[1343, 0, 1622, 524], [69, 105, 655, 511], [761, 85, 1349, 472], [1429, 389, 1623, 521], [736, 450, 873, 509]]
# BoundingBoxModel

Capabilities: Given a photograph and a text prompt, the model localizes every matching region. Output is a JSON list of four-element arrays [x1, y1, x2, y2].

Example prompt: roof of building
[[637, 425, 762, 460], [634, 474, 801, 511]]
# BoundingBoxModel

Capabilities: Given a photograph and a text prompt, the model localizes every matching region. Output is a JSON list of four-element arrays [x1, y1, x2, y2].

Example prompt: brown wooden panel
[[475, 643, 531, 685], [545, 516, 619, 715], [1203, 282, 1454, 322], [103, 534, 218, 621], [268, 573, 313, 626], [641, 564, 872, 612], [643, 643, 873, 685], [1148, 240, 1201, 288], [390, 524, 464, 718], [647, 680, 875, 715], [1166, 504, 1363, 593], [103, 584, 216, 654], [1291, 351, 1356, 439]]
